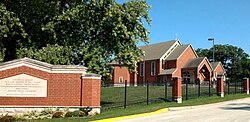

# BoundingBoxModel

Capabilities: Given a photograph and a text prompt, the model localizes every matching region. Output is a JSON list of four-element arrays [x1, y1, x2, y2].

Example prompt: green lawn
[[34, 83, 247, 122], [101, 85, 221, 108], [101, 85, 172, 108], [35, 93, 249, 122]]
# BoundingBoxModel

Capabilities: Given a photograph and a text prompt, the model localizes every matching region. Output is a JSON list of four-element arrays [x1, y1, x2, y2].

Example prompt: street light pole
[[208, 38, 215, 62], [208, 38, 215, 90]]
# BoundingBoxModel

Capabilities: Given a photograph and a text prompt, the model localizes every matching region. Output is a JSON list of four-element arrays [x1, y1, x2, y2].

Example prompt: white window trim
[[151, 61, 156, 76]]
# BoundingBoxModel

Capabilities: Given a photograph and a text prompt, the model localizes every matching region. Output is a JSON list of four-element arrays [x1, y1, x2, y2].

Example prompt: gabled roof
[[210, 62, 221, 70], [183, 57, 213, 71], [166, 44, 190, 60], [139, 40, 179, 61], [182, 57, 206, 68], [210, 61, 225, 74], [158, 68, 177, 75]]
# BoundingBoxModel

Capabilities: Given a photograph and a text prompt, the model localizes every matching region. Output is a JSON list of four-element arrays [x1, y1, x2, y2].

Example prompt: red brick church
[[111, 40, 225, 86]]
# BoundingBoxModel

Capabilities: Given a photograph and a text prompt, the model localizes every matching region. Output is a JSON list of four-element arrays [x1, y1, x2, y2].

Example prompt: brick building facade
[[111, 40, 225, 86], [0, 58, 101, 115]]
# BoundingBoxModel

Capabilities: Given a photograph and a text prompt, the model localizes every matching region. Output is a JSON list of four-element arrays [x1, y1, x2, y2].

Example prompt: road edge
[[92, 108, 169, 122]]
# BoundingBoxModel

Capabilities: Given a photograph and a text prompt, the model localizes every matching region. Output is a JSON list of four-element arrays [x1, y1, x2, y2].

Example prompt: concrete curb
[[92, 108, 169, 122]]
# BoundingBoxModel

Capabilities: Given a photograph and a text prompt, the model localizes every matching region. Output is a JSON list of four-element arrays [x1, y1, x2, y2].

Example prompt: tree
[[1, 0, 151, 80], [43, 0, 151, 77], [0, 3, 27, 61], [1, 0, 90, 61], [196, 44, 250, 79]]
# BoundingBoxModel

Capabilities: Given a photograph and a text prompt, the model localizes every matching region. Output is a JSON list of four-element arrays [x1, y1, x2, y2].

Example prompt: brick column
[[81, 73, 101, 114], [172, 77, 182, 103], [216, 75, 224, 97], [244, 78, 249, 94]]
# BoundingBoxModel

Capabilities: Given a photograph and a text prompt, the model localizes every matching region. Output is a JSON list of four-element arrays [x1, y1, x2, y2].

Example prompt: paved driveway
[[119, 98, 250, 122]]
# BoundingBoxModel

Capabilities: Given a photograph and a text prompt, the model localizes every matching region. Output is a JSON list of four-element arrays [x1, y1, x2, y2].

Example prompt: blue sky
[[117, 0, 250, 55]]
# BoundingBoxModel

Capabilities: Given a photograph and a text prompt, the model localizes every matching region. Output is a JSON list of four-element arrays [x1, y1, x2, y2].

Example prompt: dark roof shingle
[[139, 40, 179, 61], [158, 68, 177, 75], [182, 57, 206, 68], [210, 62, 220, 69], [166, 44, 190, 60]]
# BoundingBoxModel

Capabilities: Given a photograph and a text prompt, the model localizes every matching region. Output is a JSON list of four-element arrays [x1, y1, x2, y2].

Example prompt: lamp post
[[208, 38, 215, 90], [208, 38, 215, 62]]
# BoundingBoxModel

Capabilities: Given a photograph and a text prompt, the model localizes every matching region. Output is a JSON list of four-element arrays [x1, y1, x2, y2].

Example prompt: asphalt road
[[119, 98, 250, 122]]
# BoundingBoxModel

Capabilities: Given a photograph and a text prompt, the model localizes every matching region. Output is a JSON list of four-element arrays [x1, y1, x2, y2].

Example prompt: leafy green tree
[[17, 44, 74, 65], [43, 0, 151, 77], [0, 3, 27, 61], [1, 0, 151, 80], [1, 0, 68, 52], [196, 44, 250, 79]]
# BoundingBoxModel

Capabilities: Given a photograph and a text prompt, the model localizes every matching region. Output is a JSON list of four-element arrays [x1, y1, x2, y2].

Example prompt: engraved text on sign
[[0, 74, 47, 97]]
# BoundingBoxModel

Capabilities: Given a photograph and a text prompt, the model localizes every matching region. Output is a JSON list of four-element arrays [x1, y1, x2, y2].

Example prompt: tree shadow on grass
[[159, 97, 172, 102]]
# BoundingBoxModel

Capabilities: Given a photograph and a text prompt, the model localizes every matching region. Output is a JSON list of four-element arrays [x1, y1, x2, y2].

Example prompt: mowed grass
[[101, 85, 221, 108], [101, 85, 171, 108], [36, 85, 246, 122], [35, 93, 250, 122]]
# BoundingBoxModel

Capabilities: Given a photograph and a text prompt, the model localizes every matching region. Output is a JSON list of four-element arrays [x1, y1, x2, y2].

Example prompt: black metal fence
[[225, 79, 244, 94], [182, 79, 217, 101], [101, 79, 246, 109], [101, 80, 172, 109]]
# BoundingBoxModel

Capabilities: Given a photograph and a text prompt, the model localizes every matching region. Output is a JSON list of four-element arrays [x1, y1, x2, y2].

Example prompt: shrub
[[78, 111, 85, 117], [64, 111, 73, 118], [52, 112, 64, 118], [72, 110, 85, 117], [22, 108, 56, 120], [80, 107, 92, 116], [0, 115, 16, 122], [12, 114, 28, 121], [40, 108, 54, 115]]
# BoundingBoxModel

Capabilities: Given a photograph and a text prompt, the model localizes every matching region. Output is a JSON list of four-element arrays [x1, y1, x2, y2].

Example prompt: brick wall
[[0, 66, 100, 107], [214, 63, 225, 77], [112, 66, 130, 85], [174, 46, 197, 77], [166, 60, 177, 69], [81, 76, 101, 107], [137, 60, 160, 83]]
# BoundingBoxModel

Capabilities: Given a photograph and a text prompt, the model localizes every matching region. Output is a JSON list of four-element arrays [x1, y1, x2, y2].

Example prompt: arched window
[[183, 71, 190, 78], [119, 77, 124, 83]]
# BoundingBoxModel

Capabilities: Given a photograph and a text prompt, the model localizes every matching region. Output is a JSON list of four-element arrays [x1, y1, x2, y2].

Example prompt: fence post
[[198, 78, 200, 97], [172, 77, 182, 103], [208, 80, 211, 96], [244, 78, 249, 94], [216, 80, 218, 95], [216, 76, 224, 97], [185, 79, 188, 100], [147, 80, 149, 105], [124, 80, 127, 109], [235, 80, 237, 94], [165, 80, 167, 102]]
